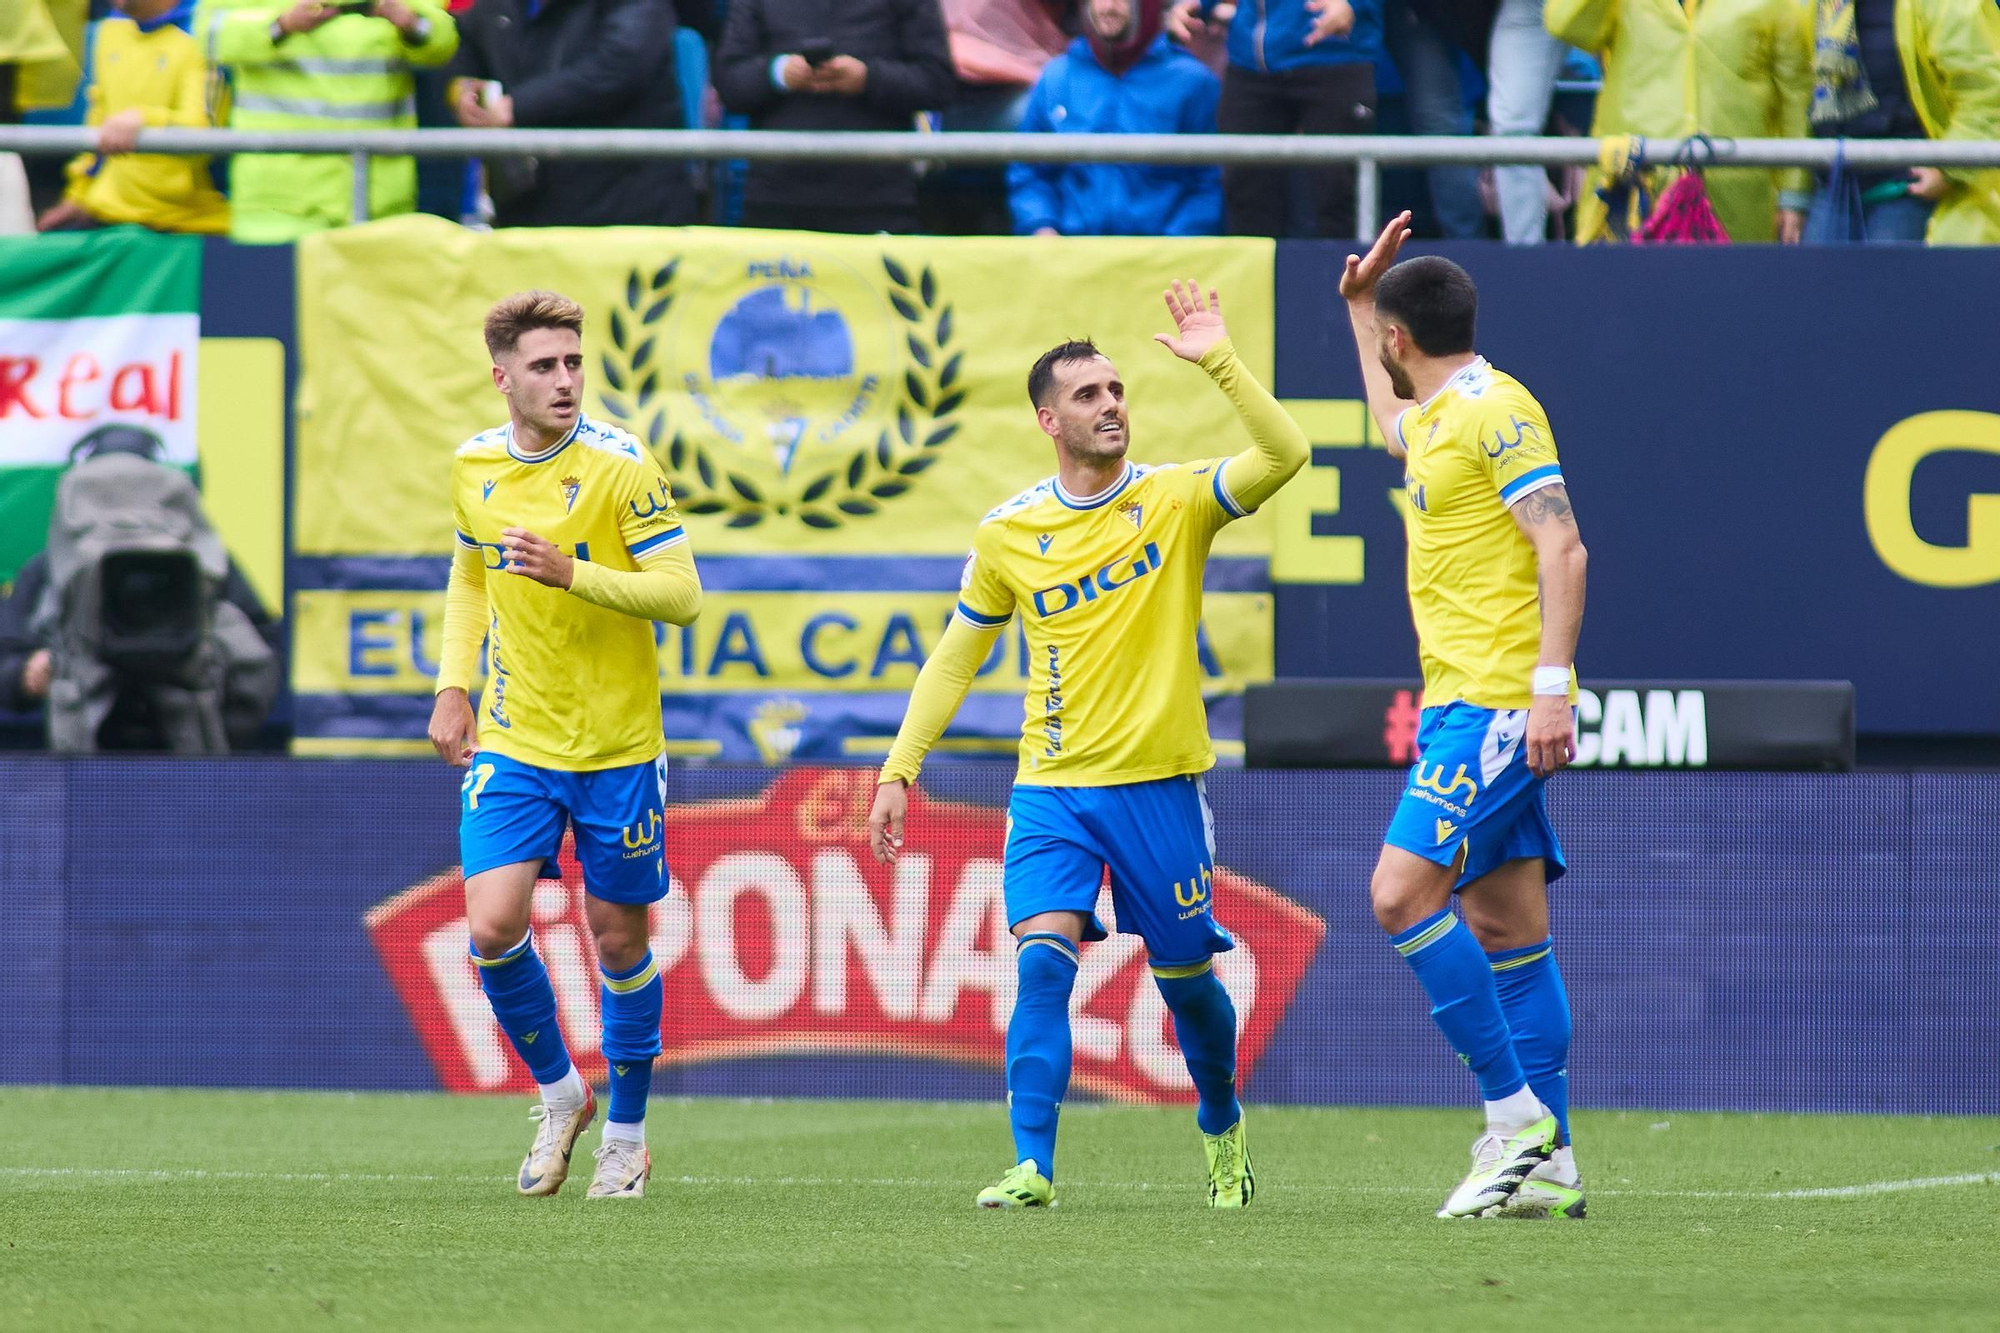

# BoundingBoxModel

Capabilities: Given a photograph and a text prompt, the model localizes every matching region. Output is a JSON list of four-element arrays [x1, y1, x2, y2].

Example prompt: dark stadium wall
[[8, 759, 1996, 1115], [1271, 242, 2000, 738]]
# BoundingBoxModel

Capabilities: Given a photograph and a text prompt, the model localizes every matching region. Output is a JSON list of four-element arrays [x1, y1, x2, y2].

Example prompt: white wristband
[[1532, 666, 1571, 697]]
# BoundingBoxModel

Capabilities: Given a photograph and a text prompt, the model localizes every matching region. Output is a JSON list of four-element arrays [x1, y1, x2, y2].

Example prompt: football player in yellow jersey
[[867, 281, 1308, 1210], [1341, 215, 1590, 1221], [427, 292, 702, 1201]]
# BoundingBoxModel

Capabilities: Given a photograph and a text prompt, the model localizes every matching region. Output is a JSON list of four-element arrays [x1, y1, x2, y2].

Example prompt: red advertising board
[[368, 769, 1325, 1100]]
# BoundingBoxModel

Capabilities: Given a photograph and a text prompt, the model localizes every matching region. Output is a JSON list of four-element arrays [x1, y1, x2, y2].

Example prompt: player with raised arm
[[868, 282, 1308, 1210], [429, 291, 703, 1201], [1339, 215, 1589, 1220]]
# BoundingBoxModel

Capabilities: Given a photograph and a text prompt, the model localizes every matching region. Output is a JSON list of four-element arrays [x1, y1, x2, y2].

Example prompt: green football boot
[[1436, 1113, 1558, 1218], [1499, 1146, 1587, 1219], [976, 1160, 1054, 1209], [1203, 1117, 1255, 1209]]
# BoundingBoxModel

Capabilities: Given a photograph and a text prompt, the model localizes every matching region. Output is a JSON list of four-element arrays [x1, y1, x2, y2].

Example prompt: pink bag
[[1635, 138, 1731, 244], [1636, 170, 1731, 245]]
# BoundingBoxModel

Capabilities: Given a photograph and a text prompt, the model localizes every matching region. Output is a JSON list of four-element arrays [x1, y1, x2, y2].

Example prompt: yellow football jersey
[[1396, 357, 1575, 712], [449, 415, 687, 771], [956, 458, 1246, 785]]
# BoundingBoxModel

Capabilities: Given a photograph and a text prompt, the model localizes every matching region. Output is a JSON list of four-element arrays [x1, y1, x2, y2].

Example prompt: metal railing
[[8, 125, 1998, 238]]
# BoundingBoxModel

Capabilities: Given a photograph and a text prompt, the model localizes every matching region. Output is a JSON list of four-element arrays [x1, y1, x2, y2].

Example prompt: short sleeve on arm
[[956, 526, 1016, 628], [620, 457, 690, 562], [1478, 395, 1564, 508]]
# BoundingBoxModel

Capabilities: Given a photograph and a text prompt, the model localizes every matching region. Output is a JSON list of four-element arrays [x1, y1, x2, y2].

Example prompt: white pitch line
[[3, 1166, 1996, 1201], [1767, 1173, 2000, 1199]]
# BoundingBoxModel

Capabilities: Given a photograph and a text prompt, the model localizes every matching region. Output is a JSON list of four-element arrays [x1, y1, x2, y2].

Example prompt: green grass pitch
[[3, 1088, 1996, 1331]]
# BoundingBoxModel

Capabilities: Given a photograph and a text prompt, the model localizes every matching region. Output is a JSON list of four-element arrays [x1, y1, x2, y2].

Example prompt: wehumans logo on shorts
[[1413, 761, 1477, 806], [1173, 867, 1214, 920], [621, 809, 662, 858]]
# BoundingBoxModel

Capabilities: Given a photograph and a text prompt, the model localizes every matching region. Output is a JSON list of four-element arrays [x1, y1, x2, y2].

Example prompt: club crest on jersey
[[1118, 500, 1143, 529], [560, 474, 582, 513], [1036, 533, 1054, 555], [481, 479, 496, 503]]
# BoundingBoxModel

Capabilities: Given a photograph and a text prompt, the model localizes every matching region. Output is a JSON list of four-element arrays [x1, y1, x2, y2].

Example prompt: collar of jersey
[[1053, 461, 1135, 511], [507, 414, 583, 465], [1415, 356, 1489, 415]]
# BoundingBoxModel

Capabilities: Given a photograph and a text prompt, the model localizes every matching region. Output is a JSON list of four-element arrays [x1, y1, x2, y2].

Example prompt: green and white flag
[[0, 227, 203, 581]]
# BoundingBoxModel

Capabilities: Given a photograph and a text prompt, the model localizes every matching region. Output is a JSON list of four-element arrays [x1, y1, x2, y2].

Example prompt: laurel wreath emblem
[[596, 255, 964, 530]]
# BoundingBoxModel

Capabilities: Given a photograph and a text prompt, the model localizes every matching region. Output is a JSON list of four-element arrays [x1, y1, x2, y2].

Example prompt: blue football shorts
[[1382, 702, 1568, 891], [459, 751, 669, 904], [1003, 773, 1234, 967]]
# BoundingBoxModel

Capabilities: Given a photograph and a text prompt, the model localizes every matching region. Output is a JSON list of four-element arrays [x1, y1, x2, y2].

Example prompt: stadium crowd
[[3, 0, 1997, 244]]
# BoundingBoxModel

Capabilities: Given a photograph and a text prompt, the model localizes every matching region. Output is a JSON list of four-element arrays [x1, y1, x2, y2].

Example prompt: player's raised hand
[[500, 528, 574, 589], [429, 687, 478, 768], [868, 779, 908, 865], [1525, 695, 1576, 778], [1154, 278, 1228, 363], [1339, 211, 1413, 303]]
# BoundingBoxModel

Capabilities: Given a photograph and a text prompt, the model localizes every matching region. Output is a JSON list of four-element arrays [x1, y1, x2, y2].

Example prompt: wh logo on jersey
[[1030, 542, 1163, 618]]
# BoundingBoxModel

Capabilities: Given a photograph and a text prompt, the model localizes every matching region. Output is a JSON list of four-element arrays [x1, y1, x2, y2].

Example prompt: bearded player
[[1341, 214, 1589, 1220], [429, 291, 702, 1200], [868, 281, 1308, 1209]]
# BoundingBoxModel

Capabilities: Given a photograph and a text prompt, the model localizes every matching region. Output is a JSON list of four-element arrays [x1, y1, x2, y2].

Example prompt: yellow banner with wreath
[[295, 216, 1274, 556], [291, 217, 1277, 761]]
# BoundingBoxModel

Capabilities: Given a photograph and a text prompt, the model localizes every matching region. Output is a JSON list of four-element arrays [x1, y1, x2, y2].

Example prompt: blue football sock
[[1153, 960, 1241, 1135], [473, 932, 574, 1085], [600, 950, 663, 1125], [1489, 938, 1573, 1144], [1390, 910, 1528, 1102], [1006, 933, 1077, 1180]]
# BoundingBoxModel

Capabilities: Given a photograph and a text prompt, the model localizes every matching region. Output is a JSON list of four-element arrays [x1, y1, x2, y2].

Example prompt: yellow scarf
[[1812, 0, 1879, 127]]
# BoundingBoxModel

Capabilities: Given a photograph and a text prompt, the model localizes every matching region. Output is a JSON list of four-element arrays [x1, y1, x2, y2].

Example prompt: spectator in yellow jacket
[[2, 0, 85, 117], [1800, 0, 2000, 245], [1891, 0, 2000, 244], [35, 0, 229, 234], [1547, 0, 1814, 243]]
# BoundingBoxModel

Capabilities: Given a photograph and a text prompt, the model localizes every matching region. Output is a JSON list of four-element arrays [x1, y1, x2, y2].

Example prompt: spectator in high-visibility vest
[[195, 0, 458, 242], [36, 0, 230, 234]]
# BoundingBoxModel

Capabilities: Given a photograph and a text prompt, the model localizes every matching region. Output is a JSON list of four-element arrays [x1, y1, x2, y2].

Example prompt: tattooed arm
[[1512, 483, 1588, 776]]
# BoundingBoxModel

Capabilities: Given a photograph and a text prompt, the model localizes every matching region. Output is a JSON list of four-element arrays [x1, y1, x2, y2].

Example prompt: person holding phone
[[714, 0, 955, 234], [194, 0, 458, 240], [446, 0, 704, 228]]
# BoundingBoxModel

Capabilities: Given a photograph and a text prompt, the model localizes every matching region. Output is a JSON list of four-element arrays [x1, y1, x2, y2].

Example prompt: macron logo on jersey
[[482, 480, 496, 503], [1030, 541, 1162, 618]]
